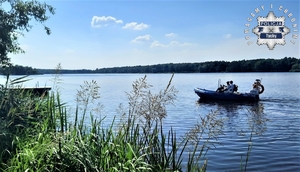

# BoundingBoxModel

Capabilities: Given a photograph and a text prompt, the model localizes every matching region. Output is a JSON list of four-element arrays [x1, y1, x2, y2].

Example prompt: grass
[[0, 72, 256, 172]]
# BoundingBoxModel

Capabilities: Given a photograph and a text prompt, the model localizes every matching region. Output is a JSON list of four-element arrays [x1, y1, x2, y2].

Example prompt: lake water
[[3, 73, 300, 171]]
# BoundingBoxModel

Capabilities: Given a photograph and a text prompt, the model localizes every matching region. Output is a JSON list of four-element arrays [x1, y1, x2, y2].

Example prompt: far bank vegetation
[[2, 57, 299, 75]]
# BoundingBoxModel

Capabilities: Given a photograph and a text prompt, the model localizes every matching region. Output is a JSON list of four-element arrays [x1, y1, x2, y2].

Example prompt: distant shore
[[3, 57, 299, 75]]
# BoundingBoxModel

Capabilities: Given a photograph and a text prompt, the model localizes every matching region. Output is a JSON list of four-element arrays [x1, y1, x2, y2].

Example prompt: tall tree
[[0, 0, 55, 68]]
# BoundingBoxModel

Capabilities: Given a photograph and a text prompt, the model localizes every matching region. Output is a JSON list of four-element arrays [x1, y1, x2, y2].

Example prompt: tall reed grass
[[0, 73, 255, 171]]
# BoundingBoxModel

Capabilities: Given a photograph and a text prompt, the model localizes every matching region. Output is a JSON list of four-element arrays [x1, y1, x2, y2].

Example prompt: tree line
[[0, 65, 38, 75], [1, 57, 299, 75], [93, 57, 299, 73]]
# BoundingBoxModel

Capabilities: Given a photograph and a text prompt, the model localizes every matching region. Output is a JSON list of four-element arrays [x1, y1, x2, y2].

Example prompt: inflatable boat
[[194, 79, 264, 102]]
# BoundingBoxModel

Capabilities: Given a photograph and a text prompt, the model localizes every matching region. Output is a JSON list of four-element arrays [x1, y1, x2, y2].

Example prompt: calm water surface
[[4, 73, 300, 171]]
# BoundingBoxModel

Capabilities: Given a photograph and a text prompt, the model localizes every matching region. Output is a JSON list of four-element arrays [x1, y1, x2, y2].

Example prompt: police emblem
[[252, 11, 290, 50], [245, 4, 298, 50]]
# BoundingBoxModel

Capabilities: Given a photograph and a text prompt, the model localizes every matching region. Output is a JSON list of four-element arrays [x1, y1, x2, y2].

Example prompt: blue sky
[[7, 0, 300, 69]]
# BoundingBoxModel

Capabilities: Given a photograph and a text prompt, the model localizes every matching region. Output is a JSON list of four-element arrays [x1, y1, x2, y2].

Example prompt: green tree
[[0, 0, 55, 68], [290, 62, 300, 72]]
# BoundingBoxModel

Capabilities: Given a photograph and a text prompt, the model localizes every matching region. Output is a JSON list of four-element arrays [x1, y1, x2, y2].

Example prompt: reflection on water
[[195, 96, 300, 171], [245, 103, 268, 136], [196, 99, 268, 136]]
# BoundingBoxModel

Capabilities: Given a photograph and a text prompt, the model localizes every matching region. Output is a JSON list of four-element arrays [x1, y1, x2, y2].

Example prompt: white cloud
[[223, 34, 232, 39], [91, 16, 123, 28], [122, 22, 150, 30], [165, 33, 177, 37], [131, 35, 153, 43], [131, 34, 197, 47], [170, 41, 196, 46], [150, 41, 168, 48]]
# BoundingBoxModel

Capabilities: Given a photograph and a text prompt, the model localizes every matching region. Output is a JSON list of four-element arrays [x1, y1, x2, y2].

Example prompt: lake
[[4, 72, 300, 171]]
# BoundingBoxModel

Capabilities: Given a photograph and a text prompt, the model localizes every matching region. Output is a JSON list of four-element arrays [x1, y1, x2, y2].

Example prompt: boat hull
[[194, 88, 259, 102]]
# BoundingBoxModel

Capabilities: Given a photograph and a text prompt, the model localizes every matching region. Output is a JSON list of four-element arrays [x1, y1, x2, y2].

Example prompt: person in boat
[[217, 81, 230, 92], [250, 82, 259, 95], [216, 84, 224, 92], [230, 80, 238, 92], [224, 80, 235, 93], [223, 81, 230, 91], [230, 80, 234, 91]]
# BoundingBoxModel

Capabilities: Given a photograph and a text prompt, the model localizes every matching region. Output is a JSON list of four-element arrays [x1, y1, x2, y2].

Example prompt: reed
[[240, 104, 267, 172], [0, 74, 226, 172]]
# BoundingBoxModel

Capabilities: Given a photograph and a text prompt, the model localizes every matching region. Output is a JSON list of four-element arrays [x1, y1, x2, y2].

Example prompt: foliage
[[32, 57, 299, 74], [239, 104, 268, 172], [0, 64, 38, 75], [0, 74, 226, 172], [0, 0, 55, 68], [0, 75, 49, 165], [2, 57, 298, 75], [93, 57, 299, 73], [290, 62, 300, 72]]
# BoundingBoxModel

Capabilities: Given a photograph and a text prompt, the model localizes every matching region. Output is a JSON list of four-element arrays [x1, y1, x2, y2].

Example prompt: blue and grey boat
[[194, 79, 264, 102]]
